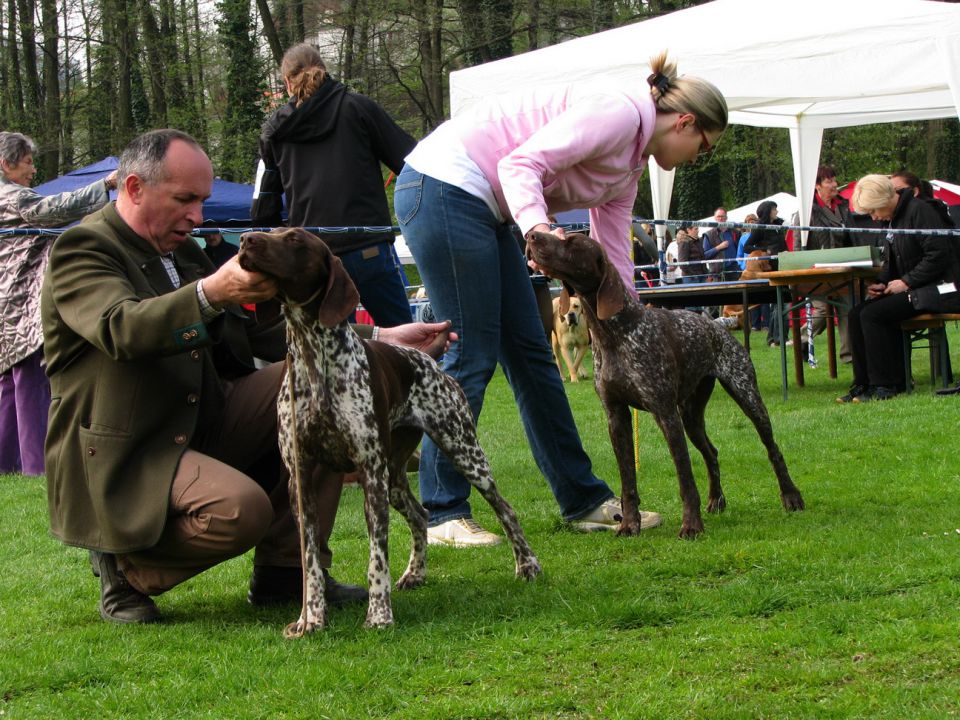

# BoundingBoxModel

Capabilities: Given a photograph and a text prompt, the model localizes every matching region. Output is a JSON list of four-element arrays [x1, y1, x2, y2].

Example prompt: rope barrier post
[[633, 408, 640, 472]]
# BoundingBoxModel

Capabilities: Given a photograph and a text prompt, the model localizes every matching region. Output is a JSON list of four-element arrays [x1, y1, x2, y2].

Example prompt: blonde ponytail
[[646, 51, 727, 133]]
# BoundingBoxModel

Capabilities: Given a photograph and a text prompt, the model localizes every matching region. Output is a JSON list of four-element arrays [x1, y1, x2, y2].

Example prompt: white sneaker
[[427, 518, 502, 547], [571, 498, 662, 532]]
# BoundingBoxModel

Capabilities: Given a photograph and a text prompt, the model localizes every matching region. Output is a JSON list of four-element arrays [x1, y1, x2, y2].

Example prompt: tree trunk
[[192, 0, 208, 130], [59, 0, 73, 169], [138, 0, 169, 125], [16, 0, 41, 137], [254, 0, 284, 67], [5, 0, 25, 129], [39, 0, 61, 179], [527, 0, 539, 50]]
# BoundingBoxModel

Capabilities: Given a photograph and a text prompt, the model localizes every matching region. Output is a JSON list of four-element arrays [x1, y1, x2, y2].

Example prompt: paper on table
[[812, 260, 875, 268]]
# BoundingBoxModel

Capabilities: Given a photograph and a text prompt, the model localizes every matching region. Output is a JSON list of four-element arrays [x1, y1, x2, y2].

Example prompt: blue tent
[[34, 156, 258, 225]]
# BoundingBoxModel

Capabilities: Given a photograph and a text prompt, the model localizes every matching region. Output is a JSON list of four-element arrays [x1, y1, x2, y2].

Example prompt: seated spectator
[[663, 230, 681, 284], [1, 131, 117, 477], [202, 231, 239, 268], [676, 224, 706, 284], [744, 200, 786, 345], [807, 165, 854, 362], [702, 207, 740, 281], [838, 174, 960, 403], [735, 213, 766, 330], [736, 213, 759, 271]]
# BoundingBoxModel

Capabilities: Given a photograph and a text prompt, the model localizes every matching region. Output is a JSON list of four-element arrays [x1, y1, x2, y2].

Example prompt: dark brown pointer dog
[[238, 228, 540, 634], [525, 232, 804, 538]]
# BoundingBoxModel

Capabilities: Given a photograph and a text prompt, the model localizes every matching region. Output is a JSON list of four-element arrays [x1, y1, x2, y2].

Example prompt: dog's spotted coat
[[239, 228, 540, 635], [526, 232, 804, 538]]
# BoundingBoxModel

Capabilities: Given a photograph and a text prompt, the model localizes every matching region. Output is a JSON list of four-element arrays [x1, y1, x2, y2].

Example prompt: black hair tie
[[647, 71, 670, 96]]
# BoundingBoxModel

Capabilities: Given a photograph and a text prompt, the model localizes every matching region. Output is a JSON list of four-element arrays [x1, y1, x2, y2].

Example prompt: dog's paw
[[364, 594, 394, 629], [283, 616, 323, 638], [395, 569, 426, 590], [516, 556, 542, 580], [616, 520, 641, 537], [706, 494, 726, 513], [678, 521, 704, 540], [781, 490, 805, 512]]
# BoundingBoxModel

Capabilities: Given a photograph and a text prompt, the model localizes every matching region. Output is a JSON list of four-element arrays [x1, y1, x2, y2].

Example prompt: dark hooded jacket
[[743, 200, 787, 268], [880, 189, 960, 312], [251, 79, 416, 255]]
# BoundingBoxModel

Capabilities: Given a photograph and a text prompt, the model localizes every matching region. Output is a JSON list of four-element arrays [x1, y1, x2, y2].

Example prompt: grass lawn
[[3, 328, 960, 718]]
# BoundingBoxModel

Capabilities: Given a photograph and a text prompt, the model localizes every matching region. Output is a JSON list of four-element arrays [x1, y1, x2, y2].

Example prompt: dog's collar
[[283, 283, 326, 310]]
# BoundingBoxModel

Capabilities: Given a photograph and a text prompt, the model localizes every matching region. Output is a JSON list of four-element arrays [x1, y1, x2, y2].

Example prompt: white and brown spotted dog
[[552, 295, 590, 382], [238, 228, 541, 635], [526, 232, 804, 539]]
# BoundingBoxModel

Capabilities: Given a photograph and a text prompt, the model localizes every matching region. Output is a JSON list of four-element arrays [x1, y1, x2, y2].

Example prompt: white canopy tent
[[448, 0, 960, 246]]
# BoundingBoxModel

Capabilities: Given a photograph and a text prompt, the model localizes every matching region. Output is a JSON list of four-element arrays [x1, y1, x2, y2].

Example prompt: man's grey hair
[[117, 129, 203, 188], [0, 131, 38, 170]]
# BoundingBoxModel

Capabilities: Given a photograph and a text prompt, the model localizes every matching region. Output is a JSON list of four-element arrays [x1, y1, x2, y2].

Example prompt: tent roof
[[450, 0, 960, 131], [34, 156, 259, 224], [448, 0, 960, 243]]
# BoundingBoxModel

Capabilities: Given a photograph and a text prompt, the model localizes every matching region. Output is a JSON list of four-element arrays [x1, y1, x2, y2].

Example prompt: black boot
[[322, 569, 368, 607], [248, 565, 368, 607], [936, 381, 960, 396], [89, 551, 160, 624]]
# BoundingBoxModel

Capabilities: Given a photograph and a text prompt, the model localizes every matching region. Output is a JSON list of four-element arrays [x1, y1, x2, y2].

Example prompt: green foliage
[[4, 328, 960, 717], [673, 160, 722, 220], [215, 0, 265, 183], [935, 119, 960, 181]]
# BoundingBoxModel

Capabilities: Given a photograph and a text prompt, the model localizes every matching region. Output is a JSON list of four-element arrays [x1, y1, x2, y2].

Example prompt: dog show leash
[[284, 351, 310, 626]]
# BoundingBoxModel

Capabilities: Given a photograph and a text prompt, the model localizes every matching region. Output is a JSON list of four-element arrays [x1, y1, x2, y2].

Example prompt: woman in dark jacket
[[838, 174, 960, 402], [743, 200, 787, 268], [676, 224, 707, 282], [251, 43, 415, 326], [744, 200, 787, 344]]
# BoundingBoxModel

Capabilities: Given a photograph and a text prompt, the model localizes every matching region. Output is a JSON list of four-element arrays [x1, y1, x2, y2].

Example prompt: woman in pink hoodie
[[394, 52, 727, 547]]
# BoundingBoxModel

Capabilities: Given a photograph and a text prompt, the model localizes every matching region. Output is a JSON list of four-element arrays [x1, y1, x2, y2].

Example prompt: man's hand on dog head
[[202, 256, 278, 308], [379, 320, 458, 359], [525, 223, 565, 276]]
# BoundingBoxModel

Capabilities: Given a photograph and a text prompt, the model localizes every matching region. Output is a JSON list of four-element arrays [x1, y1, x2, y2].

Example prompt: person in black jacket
[[744, 200, 787, 346], [251, 43, 415, 327], [807, 165, 854, 362], [838, 174, 960, 403]]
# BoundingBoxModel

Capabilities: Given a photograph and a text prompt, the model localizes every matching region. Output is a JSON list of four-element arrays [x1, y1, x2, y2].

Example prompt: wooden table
[[635, 279, 777, 353], [756, 266, 881, 399]]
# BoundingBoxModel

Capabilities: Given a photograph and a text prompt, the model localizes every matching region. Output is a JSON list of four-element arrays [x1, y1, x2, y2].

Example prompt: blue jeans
[[339, 242, 412, 327], [394, 166, 613, 524]]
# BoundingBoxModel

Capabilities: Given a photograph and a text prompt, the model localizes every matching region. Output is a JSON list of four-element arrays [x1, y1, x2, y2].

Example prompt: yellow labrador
[[552, 295, 590, 382]]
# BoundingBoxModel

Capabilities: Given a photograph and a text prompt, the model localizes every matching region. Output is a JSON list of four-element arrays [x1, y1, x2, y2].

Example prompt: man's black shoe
[[936, 382, 960, 396], [89, 551, 160, 624], [836, 384, 869, 404], [322, 570, 368, 607], [248, 566, 368, 607], [853, 385, 900, 403]]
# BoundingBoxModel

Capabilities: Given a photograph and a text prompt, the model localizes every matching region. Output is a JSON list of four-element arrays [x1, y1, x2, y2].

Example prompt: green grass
[[3, 331, 960, 718]]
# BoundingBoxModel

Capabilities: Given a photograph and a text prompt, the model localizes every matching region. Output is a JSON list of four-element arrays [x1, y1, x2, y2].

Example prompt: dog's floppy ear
[[558, 287, 571, 315], [315, 247, 361, 328], [594, 257, 625, 320]]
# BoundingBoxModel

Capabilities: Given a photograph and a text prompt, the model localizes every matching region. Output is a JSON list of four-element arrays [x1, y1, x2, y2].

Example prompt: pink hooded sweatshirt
[[455, 84, 657, 293]]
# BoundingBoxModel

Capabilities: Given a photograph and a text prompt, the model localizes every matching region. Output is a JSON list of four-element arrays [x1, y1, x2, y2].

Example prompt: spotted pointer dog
[[525, 232, 804, 539], [239, 228, 541, 635]]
